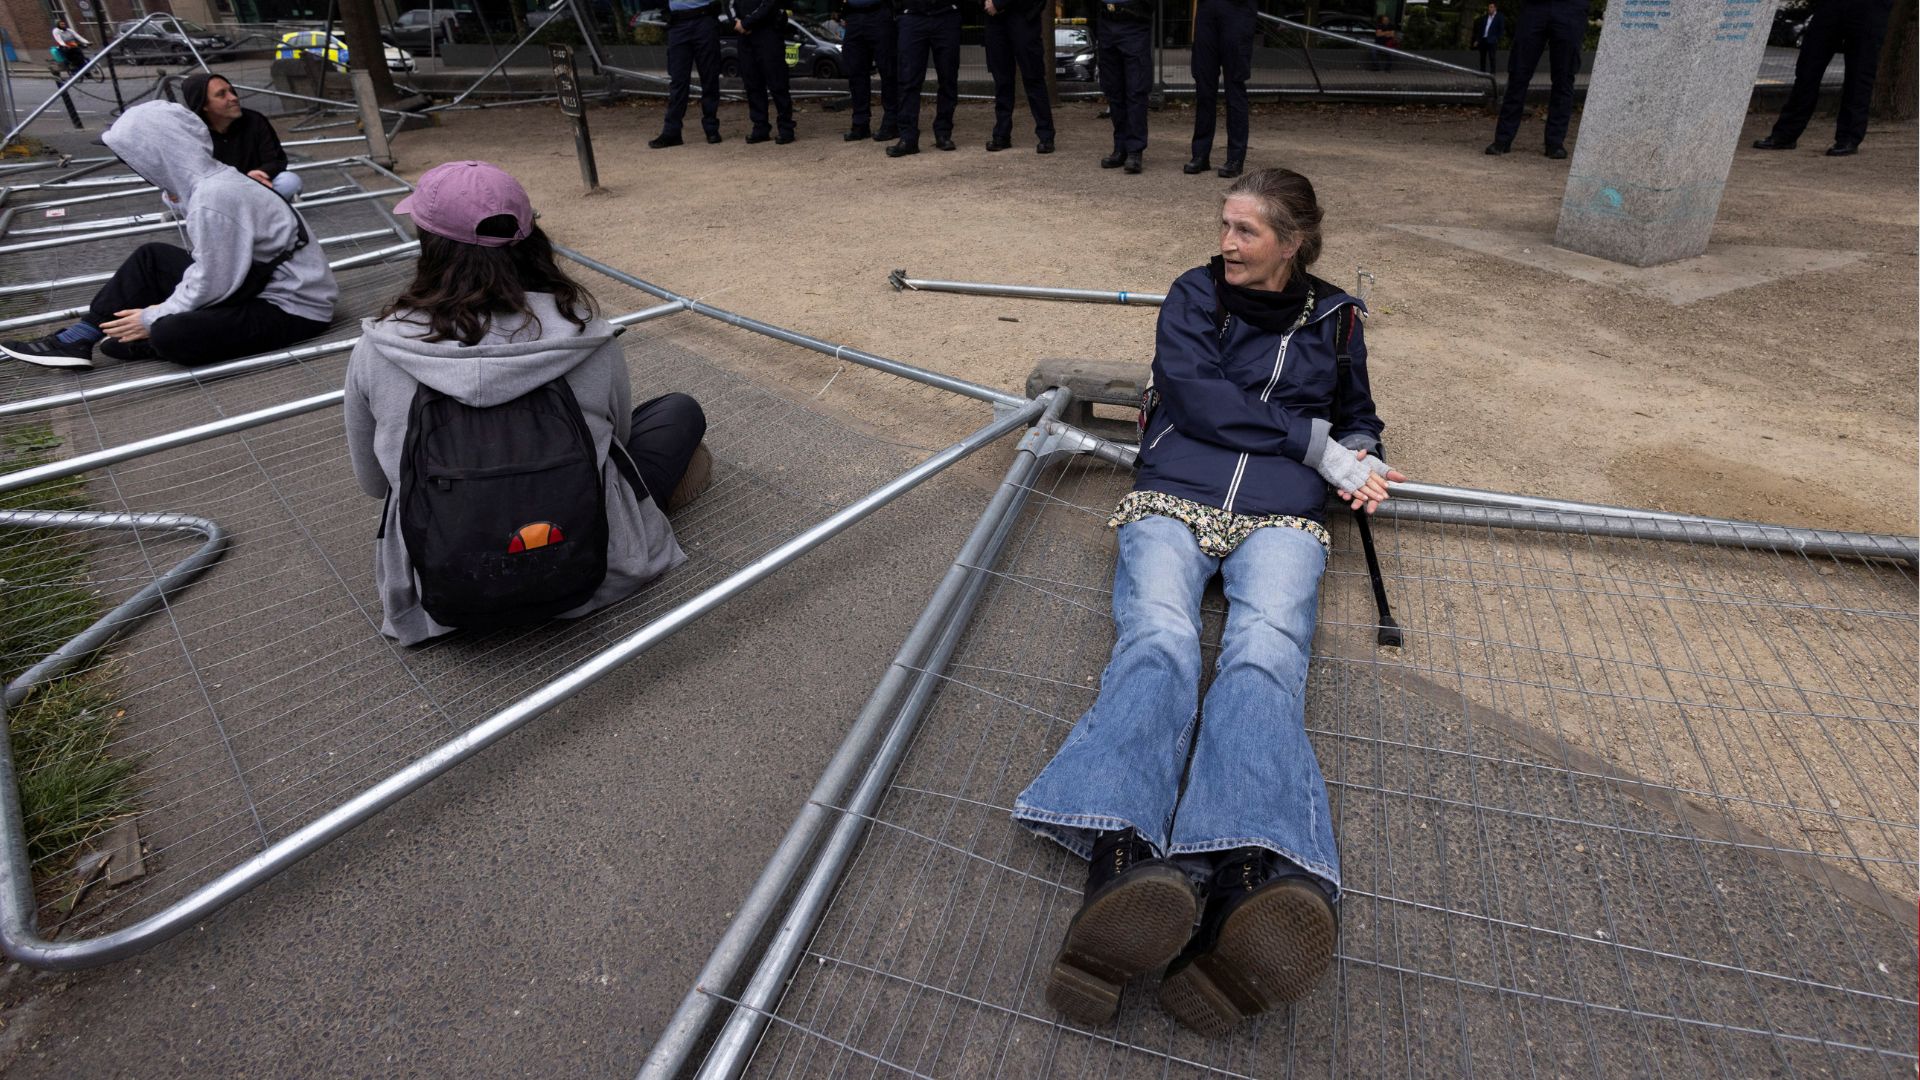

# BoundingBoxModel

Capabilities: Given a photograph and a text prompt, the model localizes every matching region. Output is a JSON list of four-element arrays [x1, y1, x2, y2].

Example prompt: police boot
[[1156, 847, 1338, 1037], [1123, 152, 1142, 174], [1044, 828, 1197, 1025], [648, 132, 684, 149], [1751, 134, 1796, 150], [1544, 144, 1568, 159], [1099, 150, 1126, 169], [843, 126, 872, 141], [1182, 155, 1210, 174], [1483, 140, 1510, 155], [885, 139, 919, 157], [1215, 158, 1243, 179]]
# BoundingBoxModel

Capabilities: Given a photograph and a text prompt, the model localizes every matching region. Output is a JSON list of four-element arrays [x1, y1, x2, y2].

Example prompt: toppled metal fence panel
[[688, 450, 1917, 1078]]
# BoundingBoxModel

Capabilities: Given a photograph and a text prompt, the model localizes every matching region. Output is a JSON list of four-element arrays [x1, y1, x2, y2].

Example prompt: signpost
[[548, 43, 599, 193]]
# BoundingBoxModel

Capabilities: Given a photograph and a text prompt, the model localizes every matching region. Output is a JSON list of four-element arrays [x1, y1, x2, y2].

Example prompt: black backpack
[[394, 377, 645, 629]]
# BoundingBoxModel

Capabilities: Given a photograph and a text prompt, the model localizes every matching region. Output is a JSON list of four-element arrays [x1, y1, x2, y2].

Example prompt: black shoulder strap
[[608, 438, 649, 500]]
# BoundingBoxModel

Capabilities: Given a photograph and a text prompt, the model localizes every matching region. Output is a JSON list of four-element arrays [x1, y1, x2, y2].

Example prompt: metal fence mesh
[[0, 258, 939, 942], [738, 451, 1917, 1078]]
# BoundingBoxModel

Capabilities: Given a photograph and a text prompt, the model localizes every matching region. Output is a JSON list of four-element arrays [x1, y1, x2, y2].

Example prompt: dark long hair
[[381, 222, 597, 346]]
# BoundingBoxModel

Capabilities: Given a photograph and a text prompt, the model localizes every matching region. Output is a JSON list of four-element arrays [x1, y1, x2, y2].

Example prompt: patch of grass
[[0, 426, 141, 871]]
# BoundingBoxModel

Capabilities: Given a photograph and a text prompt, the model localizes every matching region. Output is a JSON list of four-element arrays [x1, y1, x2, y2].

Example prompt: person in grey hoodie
[[343, 160, 709, 646], [0, 101, 338, 370]]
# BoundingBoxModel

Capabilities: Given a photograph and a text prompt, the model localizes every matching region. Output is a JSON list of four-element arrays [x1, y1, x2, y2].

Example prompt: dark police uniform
[[1097, 0, 1152, 165], [733, 0, 796, 141], [984, 0, 1055, 150], [657, 0, 723, 144], [1188, 0, 1255, 173], [839, 0, 901, 139], [1488, 0, 1583, 155], [892, 0, 961, 152], [1761, 0, 1894, 152]]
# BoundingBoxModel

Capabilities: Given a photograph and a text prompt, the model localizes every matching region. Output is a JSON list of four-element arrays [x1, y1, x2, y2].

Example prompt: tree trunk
[[1871, 0, 1916, 119], [338, 0, 401, 104]]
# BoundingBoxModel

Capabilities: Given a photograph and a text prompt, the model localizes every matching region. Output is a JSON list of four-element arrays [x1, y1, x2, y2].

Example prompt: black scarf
[[1208, 256, 1316, 334]]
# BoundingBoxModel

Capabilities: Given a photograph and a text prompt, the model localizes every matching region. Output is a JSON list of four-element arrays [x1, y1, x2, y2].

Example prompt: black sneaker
[[648, 132, 684, 149], [98, 337, 157, 363], [1, 332, 94, 369], [1045, 829, 1197, 1026], [1157, 847, 1338, 1036]]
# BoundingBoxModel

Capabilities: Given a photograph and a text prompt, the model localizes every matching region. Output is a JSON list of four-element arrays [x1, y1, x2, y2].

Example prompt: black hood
[[178, 71, 219, 119]]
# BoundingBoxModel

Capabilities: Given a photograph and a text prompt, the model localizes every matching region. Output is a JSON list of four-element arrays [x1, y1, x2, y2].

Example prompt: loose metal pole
[[89, 0, 124, 113]]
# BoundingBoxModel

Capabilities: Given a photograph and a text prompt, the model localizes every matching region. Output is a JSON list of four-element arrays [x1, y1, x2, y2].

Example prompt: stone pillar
[[1554, 0, 1778, 266]]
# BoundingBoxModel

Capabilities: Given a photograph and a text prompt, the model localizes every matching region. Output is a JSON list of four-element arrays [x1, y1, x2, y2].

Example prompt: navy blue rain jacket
[[1134, 264, 1384, 524]]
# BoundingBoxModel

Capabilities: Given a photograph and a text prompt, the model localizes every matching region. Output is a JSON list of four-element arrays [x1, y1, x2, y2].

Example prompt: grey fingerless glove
[[1314, 439, 1389, 492]]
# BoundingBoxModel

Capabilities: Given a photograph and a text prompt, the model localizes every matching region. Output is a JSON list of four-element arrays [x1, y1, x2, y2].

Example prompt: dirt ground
[[390, 96, 1919, 535]]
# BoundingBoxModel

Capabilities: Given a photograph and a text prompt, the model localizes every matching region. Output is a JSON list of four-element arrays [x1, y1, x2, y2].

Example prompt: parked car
[[1054, 25, 1094, 81], [276, 30, 416, 73], [111, 19, 232, 65], [718, 18, 844, 79], [386, 8, 481, 51], [1278, 11, 1376, 39]]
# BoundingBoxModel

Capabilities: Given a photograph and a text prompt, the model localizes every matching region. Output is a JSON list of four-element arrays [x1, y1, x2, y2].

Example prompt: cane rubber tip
[[1377, 620, 1404, 648]]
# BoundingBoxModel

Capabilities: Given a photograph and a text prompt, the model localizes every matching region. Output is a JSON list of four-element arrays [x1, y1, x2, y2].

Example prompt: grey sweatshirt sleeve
[[141, 205, 254, 325], [343, 345, 388, 498]]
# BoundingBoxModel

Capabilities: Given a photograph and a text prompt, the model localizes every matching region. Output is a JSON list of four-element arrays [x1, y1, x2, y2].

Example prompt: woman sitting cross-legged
[[344, 161, 711, 646], [1012, 168, 1405, 1035]]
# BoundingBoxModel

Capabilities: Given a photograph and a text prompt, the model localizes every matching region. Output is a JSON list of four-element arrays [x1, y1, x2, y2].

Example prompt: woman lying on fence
[[344, 161, 712, 646], [0, 101, 337, 370], [1012, 168, 1405, 1035]]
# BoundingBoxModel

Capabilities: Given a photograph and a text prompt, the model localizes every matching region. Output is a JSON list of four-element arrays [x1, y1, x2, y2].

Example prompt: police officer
[[650, 0, 724, 148], [734, 0, 797, 143], [1186, 0, 1254, 178], [838, 0, 901, 141], [1484, 0, 1583, 159], [1752, 0, 1894, 156], [1097, 0, 1152, 173], [887, 0, 961, 156], [984, 0, 1055, 153]]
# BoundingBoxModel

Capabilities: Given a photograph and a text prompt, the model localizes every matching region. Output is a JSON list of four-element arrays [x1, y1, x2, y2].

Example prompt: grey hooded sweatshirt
[[344, 293, 686, 646], [101, 101, 337, 326]]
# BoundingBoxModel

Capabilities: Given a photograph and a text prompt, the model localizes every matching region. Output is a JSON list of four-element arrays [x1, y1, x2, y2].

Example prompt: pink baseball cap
[[393, 160, 534, 247]]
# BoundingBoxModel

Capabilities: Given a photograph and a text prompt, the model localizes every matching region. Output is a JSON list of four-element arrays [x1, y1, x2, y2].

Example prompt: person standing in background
[[983, 0, 1056, 153], [1096, 0, 1152, 173], [1470, 2, 1506, 73], [1187, 0, 1256, 178], [888, 0, 962, 156], [649, 0, 724, 149], [1485, 0, 1584, 159], [734, 0, 797, 144], [837, 0, 901, 142], [1752, 0, 1895, 155]]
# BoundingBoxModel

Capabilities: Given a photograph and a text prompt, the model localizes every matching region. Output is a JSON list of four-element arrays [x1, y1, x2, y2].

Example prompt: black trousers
[[896, 7, 960, 145], [626, 392, 707, 504], [88, 243, 330, 367], [841, 6, 900, 134], [1190, 0, 1254, 161], [741, 17, 795, 136], [984, 5, 1054, 142], [663, 15, 722, 137], [1476, 42, 1497, 72], [1097, 17, 1150, 154], [1493, 1, 1582, 149], [1770, 0, 1893, 146]]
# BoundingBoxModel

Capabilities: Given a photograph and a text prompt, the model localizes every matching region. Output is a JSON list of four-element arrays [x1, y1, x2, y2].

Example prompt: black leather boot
[[1156, 847, 1338, 1036], [1044, 829, 1197, 1025], [1182, 155, 1210, 174]]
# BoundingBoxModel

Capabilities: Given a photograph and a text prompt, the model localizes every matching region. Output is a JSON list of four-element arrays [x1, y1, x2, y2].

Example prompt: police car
[[718, 18, 845, 79], [276, 30, 417, 73]]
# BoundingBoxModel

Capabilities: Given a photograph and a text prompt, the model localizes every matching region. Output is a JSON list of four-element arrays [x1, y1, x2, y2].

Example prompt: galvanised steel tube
[[638, 392, 1070, 1080], [0, 300, 681, 486], [1254, 11, 1499, 89], [0, 394, 1047, 969], [558, 247, 1028, 408], [1, 511, 231, 709], [689, 396, 1073, 1080], [0, 235, 416, 333], [1012, 423, 1919, 564], [1, 13, 169, 148], [442, 0, 576, 108], [8, 184, 372, 237], [0, 187, 410, 256], [889, 268, 1166, 306], [10, 157, 368, 213], [1376, 495, 1920, 565]]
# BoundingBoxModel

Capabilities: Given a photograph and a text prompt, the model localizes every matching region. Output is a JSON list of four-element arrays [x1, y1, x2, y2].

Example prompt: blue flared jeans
[[1013, 515, 1341, 898]]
